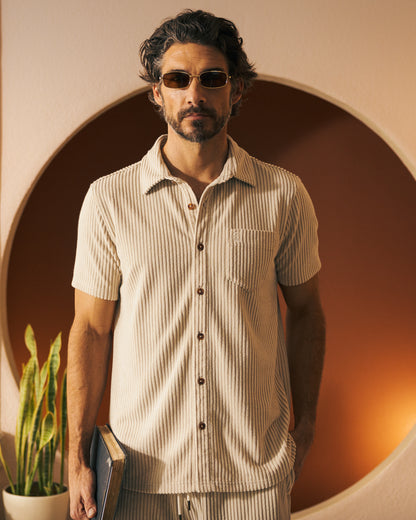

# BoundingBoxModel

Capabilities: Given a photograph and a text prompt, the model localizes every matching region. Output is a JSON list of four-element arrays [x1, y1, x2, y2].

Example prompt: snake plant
[[0, 325, 67, 496]]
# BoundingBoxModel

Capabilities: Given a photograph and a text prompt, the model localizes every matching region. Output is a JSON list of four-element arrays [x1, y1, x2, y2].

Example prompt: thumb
[[83, 496, 97, 519]]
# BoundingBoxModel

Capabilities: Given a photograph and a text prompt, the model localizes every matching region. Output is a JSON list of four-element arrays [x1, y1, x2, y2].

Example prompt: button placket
[[179, 183, 199, 229], [193, 191, 210, 482]]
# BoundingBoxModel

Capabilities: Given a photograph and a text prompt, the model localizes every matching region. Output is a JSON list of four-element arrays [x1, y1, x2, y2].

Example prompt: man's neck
[[162, 128, 229, 186]]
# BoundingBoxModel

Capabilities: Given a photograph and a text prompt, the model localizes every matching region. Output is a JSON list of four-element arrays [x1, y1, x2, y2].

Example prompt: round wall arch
[[2, 77, 416, 515], [259, 74, 416, 182], [0, 84, 152, 386]]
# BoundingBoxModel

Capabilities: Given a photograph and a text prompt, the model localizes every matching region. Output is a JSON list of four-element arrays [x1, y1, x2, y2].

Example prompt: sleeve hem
[[277, 263, 321, 287], [71, 280, 119, 302]]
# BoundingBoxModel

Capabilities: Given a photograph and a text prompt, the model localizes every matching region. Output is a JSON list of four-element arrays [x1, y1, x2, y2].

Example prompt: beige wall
[[1, 1, 416, 518]]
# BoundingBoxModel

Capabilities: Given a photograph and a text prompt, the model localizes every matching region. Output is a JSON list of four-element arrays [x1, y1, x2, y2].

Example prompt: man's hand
[[290, 423, 315, 481], [69, 464, 97, 520]]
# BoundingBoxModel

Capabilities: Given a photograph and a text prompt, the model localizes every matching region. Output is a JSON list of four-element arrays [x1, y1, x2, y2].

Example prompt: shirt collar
[[141, 135, 175, 194], [141, 134, 256, 195], [219, 136, 256, 187]]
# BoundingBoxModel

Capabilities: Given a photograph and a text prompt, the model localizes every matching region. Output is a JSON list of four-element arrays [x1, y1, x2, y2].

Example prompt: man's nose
[[186, 77, 207, 104]]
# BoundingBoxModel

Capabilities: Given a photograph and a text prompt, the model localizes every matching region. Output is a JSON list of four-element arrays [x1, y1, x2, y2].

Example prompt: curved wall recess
[[5, 80, 416, 512]]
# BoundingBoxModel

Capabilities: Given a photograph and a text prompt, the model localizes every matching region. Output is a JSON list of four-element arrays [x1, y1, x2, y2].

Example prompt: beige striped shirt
[[72, 135, 321, 494]]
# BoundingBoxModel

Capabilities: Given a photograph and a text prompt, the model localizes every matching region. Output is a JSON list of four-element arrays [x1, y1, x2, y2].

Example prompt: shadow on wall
[[5, 80, 416, 512]]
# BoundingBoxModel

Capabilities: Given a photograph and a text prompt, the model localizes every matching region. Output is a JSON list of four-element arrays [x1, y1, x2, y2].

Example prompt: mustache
[[178, 106, 216, 121]]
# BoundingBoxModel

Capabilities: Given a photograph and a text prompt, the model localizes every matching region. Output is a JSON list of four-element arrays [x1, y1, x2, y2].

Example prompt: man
[[68, 9, 325, 520]]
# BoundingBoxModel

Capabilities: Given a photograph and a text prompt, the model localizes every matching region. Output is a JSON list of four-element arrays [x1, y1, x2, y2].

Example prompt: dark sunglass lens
[[163, 72, 190, 88], [200, 71, 227, 88]]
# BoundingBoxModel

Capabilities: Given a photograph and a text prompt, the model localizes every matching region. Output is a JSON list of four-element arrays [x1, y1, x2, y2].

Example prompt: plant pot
[[2, 486, 69, 520]]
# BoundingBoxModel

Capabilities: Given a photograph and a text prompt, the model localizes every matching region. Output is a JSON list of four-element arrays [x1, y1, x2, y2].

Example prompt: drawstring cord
[[177, 495, 191, 518], [177, 495, 183, 518]]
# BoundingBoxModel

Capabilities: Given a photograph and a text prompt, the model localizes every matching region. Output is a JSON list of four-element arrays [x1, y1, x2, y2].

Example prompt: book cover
[[90, 424, 127, 520]]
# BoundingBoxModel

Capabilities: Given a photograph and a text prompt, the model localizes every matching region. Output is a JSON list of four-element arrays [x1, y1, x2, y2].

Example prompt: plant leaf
[[59, 370, 67, 492], [0, 441, 15, 494], [15, 357, 36, 494], [25, 325, 42, 404], [21, 392, 35, 483], [25, 386, 47, 481], [46, 333, 61, 415], [38, 450, 44, 493], [24, 325, 37, 358], [40, 412, 55, 492], [39, 412, 55, 451], [39, 360, 48, 393]]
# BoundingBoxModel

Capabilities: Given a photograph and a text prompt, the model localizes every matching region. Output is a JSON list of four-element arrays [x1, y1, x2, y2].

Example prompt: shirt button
[[199, 422, 206, 430], [198, 377, 206, 385], [197, 243, 204, 251], [188, 203, 197, 210], [197, 332, 205, 340], [197, 287, 205, 295]]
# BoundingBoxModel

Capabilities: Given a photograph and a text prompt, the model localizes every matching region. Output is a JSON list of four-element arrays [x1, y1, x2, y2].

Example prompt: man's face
[[153, 43, 242, 143]]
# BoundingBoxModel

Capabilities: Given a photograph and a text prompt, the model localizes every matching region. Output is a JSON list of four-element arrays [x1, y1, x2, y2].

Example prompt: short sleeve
[[275, 177, 321, 286], [72, 185, 121, 300]]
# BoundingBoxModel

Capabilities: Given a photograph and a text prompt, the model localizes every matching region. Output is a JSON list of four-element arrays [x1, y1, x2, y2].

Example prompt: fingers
[[293, 453, 304, 481], [70, 494, 97, 520], [69, 466, 97, 520], [83, 496, 97, 519], [290, 426, 315, 481]]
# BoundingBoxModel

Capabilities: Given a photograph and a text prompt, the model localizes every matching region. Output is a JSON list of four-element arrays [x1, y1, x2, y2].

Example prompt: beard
[[161, 103, 231, 143]]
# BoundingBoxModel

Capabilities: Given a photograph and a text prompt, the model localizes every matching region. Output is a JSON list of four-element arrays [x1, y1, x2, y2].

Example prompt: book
[[90, 424, 127, 520]]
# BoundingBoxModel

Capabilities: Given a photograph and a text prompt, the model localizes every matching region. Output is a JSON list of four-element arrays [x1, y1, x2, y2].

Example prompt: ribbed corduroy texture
[[116, 472, 294, 520], [72, 136, 321, 494]]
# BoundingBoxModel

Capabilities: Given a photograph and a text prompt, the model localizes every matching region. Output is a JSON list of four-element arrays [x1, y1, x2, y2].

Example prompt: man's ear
[[231, 78, 244, 105], [152, 83, 163, 107]]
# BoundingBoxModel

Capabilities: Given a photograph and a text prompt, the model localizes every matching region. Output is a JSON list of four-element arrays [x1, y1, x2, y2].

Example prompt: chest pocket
[[226, 229, 277, 291]]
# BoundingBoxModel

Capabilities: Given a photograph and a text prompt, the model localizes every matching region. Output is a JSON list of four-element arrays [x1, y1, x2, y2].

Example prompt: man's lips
[[179, 108, 215, 121], [185, 113, 209, 118]]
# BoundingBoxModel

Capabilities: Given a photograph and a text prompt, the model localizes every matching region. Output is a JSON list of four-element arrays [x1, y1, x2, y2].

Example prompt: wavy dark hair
[[139, 9, 257, 116]]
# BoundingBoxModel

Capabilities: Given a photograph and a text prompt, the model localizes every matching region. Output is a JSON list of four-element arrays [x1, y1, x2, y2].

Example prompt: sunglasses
[[160, 70, 231, 89]]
